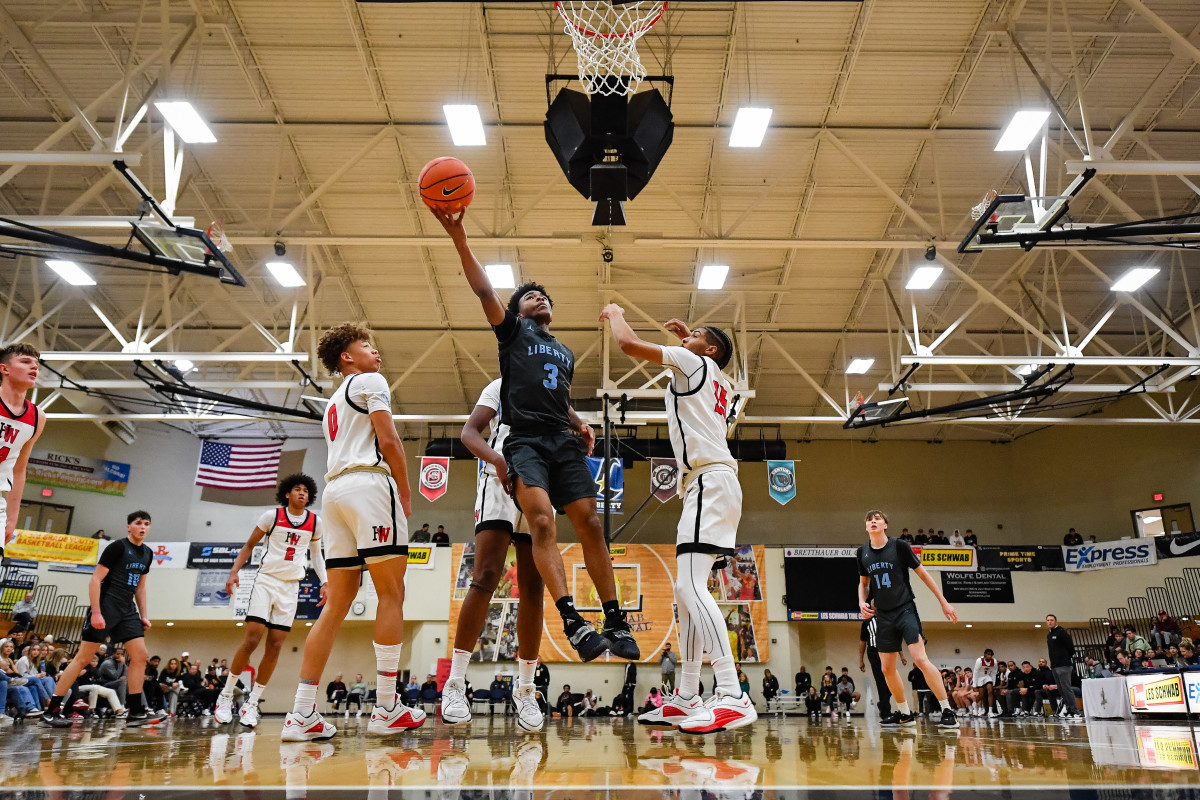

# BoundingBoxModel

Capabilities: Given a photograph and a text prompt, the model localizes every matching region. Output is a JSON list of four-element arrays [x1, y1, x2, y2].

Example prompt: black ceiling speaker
[[544, 87, 673, 226]]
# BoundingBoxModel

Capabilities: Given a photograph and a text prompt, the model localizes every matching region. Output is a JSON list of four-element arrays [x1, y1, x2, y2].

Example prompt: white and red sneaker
[[281, 708, 337, 741], [677, 690, 757, 734], [638, 691, 704, 726], [367, 700, 427, 734]]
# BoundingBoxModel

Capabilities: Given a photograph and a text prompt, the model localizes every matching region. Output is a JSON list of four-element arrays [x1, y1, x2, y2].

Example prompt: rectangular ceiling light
[[729, 107, 773, 148], [698, 264, 729, 290], [1111, 267, 1158, 292], [443, 104, 486, 146], [1015, 364, 1038, 376], [484, 263, 515, 288], [46, 259, 96, 286], [153, 101, 217, 144], [906, 266, 943, 290], [995, 109, 1051, 151], [846, 358, 874, 374], [266, 261, 306, 287]]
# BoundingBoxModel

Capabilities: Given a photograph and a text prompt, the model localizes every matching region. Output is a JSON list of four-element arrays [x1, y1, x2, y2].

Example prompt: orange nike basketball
[[419, 157, 475, 213]]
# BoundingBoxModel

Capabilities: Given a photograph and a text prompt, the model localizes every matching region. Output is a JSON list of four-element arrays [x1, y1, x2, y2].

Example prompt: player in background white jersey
[[441, 379, 545, 730], [216, 474, 328, 727], [0, 343, 46, 556], [283, 323, 424, 742], [599, 304, 756, 734]]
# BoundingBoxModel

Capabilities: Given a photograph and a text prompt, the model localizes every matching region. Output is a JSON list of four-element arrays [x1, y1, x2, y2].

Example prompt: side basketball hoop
[[970, 189, 999, 223], [205, 221, 232, 254], [554, 1, 667, 96]]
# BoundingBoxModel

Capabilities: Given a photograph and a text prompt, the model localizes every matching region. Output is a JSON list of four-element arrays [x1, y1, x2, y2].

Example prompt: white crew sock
[[898, 701, 911, 714], [940, 698, 952, 711], [248, 682, 267, 706], [374, 641, 402, 709], [678, 660, 701, 699], [518, 658, 538, 687], [449, 649, 471, 682], [220, 672, 238, 698], [292, 683, 317, 716], [711, 655, 740, 696]]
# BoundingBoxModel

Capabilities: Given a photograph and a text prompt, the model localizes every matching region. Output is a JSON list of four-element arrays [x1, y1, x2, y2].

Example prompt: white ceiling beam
[[273, 126, 394, 233], [42, 380, 329, 390], [900, 355, 1200, 367], [876, 382, 1173, 394], [38, 352, 309, 362], [1119, 0, 1200, 66], [1066, 160, 1200, 175], [7, 215, 193, 227], [0, 152, 141, 166]]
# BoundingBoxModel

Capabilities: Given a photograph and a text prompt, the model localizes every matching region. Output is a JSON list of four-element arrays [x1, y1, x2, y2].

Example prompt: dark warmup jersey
[[98, 538, 153, 608], [857, 538, 921, 612]]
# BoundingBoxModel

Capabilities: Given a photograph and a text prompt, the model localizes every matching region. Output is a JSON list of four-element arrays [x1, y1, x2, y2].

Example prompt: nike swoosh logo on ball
[[442, 183, 466, 196], [1170, 538, 1200, 555]]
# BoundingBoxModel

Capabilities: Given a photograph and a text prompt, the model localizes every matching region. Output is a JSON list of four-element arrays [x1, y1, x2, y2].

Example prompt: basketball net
[[970, 189, 999, 222], [555, 1, 666, 96]]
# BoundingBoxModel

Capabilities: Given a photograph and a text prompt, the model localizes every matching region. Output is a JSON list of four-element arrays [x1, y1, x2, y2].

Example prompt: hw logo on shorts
[[372, 526, 392, 543]]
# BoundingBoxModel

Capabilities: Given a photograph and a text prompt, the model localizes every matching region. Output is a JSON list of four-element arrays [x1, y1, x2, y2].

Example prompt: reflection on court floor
[[2, 715, 1199, 798]]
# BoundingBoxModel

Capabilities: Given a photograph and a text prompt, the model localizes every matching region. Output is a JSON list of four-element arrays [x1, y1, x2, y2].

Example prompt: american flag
[[195, 441, 283, 490]]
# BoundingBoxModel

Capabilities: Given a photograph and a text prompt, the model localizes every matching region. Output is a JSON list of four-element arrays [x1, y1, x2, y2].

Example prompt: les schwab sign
[[1128, 674, 1187, 714]]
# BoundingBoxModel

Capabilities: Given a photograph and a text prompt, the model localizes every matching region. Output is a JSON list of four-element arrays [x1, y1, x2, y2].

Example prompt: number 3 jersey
[[253, 507, 320, 581], [661, 346, 736, 474], [494, 310, 575, 434]]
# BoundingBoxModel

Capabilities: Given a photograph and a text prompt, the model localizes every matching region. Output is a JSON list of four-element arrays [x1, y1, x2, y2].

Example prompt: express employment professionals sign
[[1063, 540, 1156, 572]]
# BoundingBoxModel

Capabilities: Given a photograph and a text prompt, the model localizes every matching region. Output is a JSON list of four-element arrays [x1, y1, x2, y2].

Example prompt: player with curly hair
[[215, 473, 328, 728]]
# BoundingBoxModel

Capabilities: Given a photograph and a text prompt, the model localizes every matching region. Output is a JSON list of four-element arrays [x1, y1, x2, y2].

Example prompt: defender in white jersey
[[0, 344, 46, 556], [441, 379, 546, 730], [600, 305, 756, 734], [283, 323, 424, 742], [216, 474, 329, 727]]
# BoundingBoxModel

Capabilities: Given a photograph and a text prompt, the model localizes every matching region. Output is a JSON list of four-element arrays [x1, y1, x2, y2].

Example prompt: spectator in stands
[[914, 529, 928, 545], [1104, 627, 1124, 660], [1, 639, 40, 716], [16, 642, 54, 708], [738, 669, 751, 698], [1125, 626, 1151, 655], [411, 524, 431, 543], [181, 662, 216, 715], [431, 525, 450, 546], [1045, 614, 1079, 718], [346, 673, 368, 715], [964, 529, 978, 546], [142, 655, 164, 711], [899, 529, 913, 543], [579, 690, 599, 717], [819, 673, 838, 716], [1085, 656, 1114, 678], [836, 671, 859, 712], [11, 592, 37, 633], [658, 643, 678, 692], [159, 657, 184, 715], [487, 674, 507, 715], [994, 662, 1009, 715], [795, 666, 811, 696], [421, 674, 439, 698], [949, 529, 966, 547], [1063, 528, 1083, 546], [1004, 662, 1038, 716], [1180, 639, 1199, 666], [762, 669, 779, 704], [1033, 658, 1058, 715], [98, 648, 129, 709], [1153, 610, 1181, 649], [1113, 650, 1133, 675], [328, 671, 348, 710], [640, 686, 663, 715], [91, 529, 111, 540], [951, 668, 974, 714]]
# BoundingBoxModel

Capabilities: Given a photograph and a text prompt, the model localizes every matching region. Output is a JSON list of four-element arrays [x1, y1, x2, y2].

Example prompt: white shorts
[[322, 471, 409, 569], [473, 472, 530, 541], [245, 572, 299, 630], [675, 468, 741, 557]]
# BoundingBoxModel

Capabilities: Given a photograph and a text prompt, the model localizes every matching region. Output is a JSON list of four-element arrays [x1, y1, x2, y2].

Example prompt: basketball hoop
[[554, 1, 667, 96], [205, 221, 232, 254], [970, 189, 999, 222]]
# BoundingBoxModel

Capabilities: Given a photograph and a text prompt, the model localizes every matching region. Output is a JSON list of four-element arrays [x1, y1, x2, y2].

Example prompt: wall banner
[[5, 530, 98, 565], [419, 457, 450, 502], [187, 542, 245, 569], [940, 570, 1014, 603], [26, 449, 130, 496], [1064, 540, 1156, 573], [913, 545, 978, 572], [767, 461, 796, 506]]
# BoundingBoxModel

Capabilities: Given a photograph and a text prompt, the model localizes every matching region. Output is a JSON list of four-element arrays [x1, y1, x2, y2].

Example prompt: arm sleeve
[[660, 346, 707, 392], [255, 510, 275, 532], [350, 371, 393, 415], [492, 310, 519, 344], [309, 538, 327, 583], [898, 541, 922, 569], [98, 540, 123, 570]]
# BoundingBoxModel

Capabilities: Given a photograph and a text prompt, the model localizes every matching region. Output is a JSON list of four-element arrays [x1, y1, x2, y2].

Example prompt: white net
[[970, 189, 999, 221], [555, 1, 667, 96]]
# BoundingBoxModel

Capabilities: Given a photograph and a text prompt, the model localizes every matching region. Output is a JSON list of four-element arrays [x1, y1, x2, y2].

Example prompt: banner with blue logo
[[1062, 539, 1157, 573], [586, 456, 623, 514], [187, 542, 244, 569], [767, 460, 796, 506]]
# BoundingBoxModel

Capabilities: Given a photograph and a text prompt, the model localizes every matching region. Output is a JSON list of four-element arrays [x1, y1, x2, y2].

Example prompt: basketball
[[419, 156, 475, 213]]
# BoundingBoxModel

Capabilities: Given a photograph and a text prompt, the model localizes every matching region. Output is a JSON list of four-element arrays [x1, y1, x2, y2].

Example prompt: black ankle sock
[[128, 693, 145, 714], [602, 600, 621, 621], [556, 596, 581, 621], [47, 695, 63, 714]]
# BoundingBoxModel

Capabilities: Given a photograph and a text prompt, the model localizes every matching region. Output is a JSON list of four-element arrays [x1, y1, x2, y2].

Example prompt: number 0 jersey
[[494, 311, 575, 434], [0, 398, 39, 491], [324, 371, 393, 481], [473, 378, 509, 476], [661, 346, 736, 474], [253, 507, 321, 581]]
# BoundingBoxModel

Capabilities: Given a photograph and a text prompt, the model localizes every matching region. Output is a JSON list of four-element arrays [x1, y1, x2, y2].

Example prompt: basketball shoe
[[239, 700, 261, 728], [677, 689, 757, 734], [600, 610, 641, 660], [565, 619, 611, 662], [512, 683, 544, 731], [367, 699, 426, 734], [638, 691, 704, 726], [440, 678, 471, 725], [214, 695, 234, 724], [281, 708, 337, 741]]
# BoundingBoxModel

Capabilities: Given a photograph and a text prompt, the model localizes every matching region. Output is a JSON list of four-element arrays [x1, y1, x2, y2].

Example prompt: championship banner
[[586, 456, 623, 514], [940, 570, 1014, 603], [1156, 531, 1200, 560], [295, 572, 324, 620], [406, 545, 436, 570], [446, 542, 768, 663], [1064, 540, 1156, 573], [5, 529, 98, 565], [148, 542, 189, 569], [1127, 673, 1187, 714], [194, 569, 232, 606], [187, 542, 245, 569], [978, 545, 1065, 572], [650, 458, 678, 503], [26, 449, 131, 496], [419, 456, 450, 502], [767, 460, 796, 506], [913, 545, 978, 572]]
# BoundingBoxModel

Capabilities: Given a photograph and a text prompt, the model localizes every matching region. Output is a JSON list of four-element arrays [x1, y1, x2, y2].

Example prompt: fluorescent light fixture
[[235, 622, 244, 627], [153, 101, 217, 144], [1110, 267, 1158, 292], [698, 264, 729, 290], [443, 104, 486, 146], [995, 109, 1051, 151], [729, 107, 773, 147], [174, 359, 195, 373], [1015, 364, 1038, 377], [846, 358, 874, 374], [46, 259, 96, 286], [966, 624, 973, 628], [266, 261, 305, 288], [484, 263, 515, 288], [1035, 624, 1042, 628], [1142, 515, 1162, 524], [306, 622, 314, 627], [906, 266, 943, 290], [166, 622, 174, 627]]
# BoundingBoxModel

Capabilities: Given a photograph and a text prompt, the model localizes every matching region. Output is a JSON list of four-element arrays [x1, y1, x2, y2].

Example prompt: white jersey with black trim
[[324, 371, 393, 481], [474, 379, 508, 477], [660, 345, 737, 474], [0, 398, 39, 492], [254, 507, 320, 582]]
